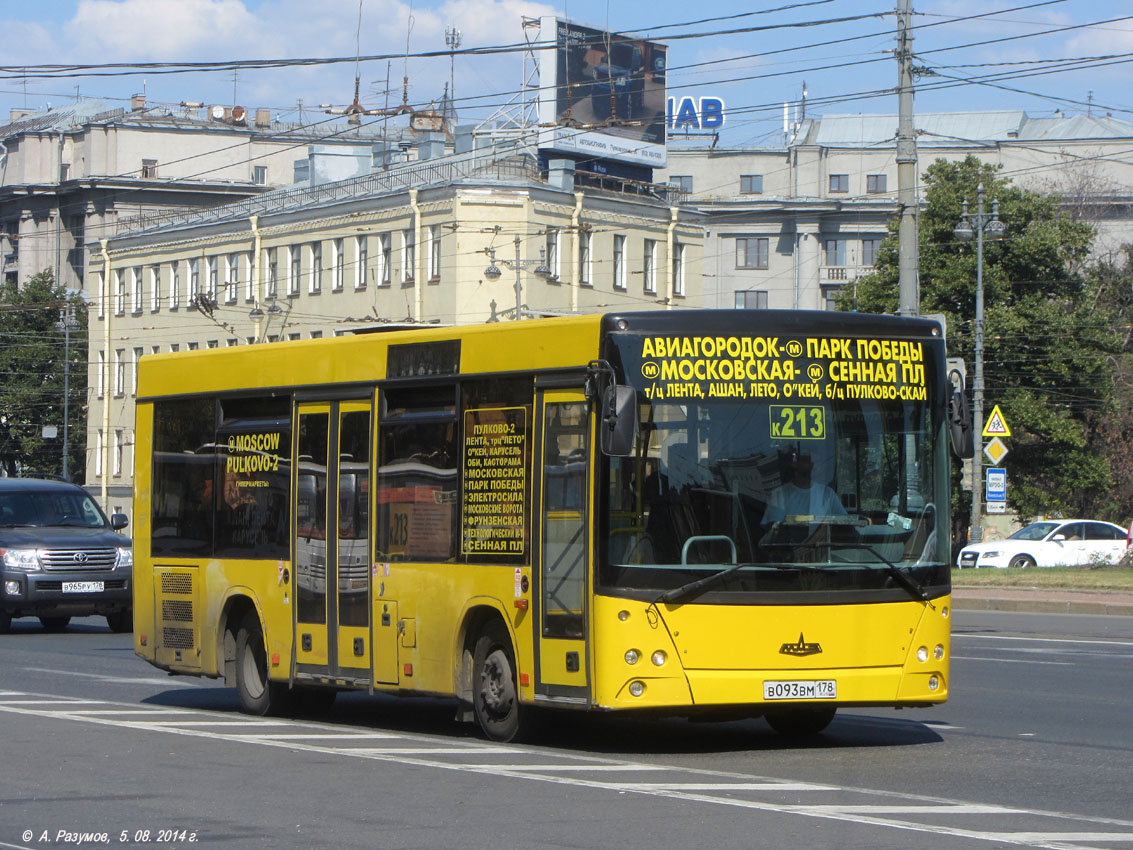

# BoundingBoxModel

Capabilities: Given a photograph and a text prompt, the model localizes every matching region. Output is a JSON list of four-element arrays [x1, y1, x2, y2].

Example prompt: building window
[[379, 234, 392, 286], [823, 239, 847, 267], [672, 243, 685, 297], [169, 262, 179, 309], [355, 236, 368, 289], [740, 175, 763, 194], [95, 272, 105, 319], [266, 248, 278, 298], [115, 349, 126, 396], [253, 165, 267, 185], [226, 253, 239, 303], [114, 270, 125, 315], [863, 238, 882, 267], [187, 342, 199, 351], [207, 256, 218, 297], [141, 159, 157, 179], [113, 429, 123, 476], [95, 430, 103, 477], [613, 235, 626, 290], [402, 229, 415, 284], [132, 347, 143, 396], [643, 239, 657, 294], [829, 173, 849, 193], [735, 290, 768, 309], [821, 284, 844, 311], [131, 266, 143, 313], [670, 175, 693, 194], [428, 225, 441, 282], [288, 245, 301, 295], [866, 174, 887, 194], [190, 259, 200, 298], [242, 252, 253, 302], [149, 265, 160, 312], [309, 241, 322, 294], [333, 238, 345, 291], [579, 231, 591, 286], [545, 229, 559, 281], [736, 237, 769, 269], [207, 340, 219, 349], [97, 351, 105, 398]]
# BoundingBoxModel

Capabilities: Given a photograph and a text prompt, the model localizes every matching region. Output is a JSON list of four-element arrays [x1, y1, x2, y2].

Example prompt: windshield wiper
[[805, 542, 936, 607], [655, 562, 823, 605]]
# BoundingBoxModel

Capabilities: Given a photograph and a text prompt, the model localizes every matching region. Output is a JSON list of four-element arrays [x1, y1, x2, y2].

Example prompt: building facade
[[660, 110, 1133, 312], [0, 96, 388, 295], [87, 142, 703, 517]]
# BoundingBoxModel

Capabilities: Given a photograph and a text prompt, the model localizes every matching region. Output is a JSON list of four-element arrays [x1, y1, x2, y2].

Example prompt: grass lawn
[[952, 565, 1133, 591]]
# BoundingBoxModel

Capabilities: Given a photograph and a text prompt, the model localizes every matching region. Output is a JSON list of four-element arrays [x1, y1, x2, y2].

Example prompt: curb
[[951, 587, 1133, 617]]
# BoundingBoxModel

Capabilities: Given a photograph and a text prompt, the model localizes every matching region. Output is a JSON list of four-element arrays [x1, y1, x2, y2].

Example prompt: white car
[[956, 519, 1129, 569]]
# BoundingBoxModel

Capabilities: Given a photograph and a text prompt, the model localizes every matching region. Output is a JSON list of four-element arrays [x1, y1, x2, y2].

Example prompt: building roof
[[805, 110, 1133, 148]]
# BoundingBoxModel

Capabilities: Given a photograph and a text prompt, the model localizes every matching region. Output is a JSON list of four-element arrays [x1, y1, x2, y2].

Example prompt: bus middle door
[[533, 389, 592, 703], [294, 401, 373, 686]]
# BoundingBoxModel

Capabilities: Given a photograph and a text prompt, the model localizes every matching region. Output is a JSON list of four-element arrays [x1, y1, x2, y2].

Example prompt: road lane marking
[[4, 690, 1133, 850], [953, 635, 1133, 648], [952, 656, 1073, 666], [24, 667, 203, 686], [225, 732, 402, 740]]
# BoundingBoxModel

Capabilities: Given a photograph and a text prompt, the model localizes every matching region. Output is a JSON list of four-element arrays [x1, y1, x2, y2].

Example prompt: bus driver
[[763, 451, 846, 523]]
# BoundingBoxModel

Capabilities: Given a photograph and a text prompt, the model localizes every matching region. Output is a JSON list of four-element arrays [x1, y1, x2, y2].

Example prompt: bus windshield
[[599, 327, 950, 599]]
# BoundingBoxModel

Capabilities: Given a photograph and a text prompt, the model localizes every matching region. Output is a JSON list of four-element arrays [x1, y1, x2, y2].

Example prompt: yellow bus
[[133, 310, 968, 741]]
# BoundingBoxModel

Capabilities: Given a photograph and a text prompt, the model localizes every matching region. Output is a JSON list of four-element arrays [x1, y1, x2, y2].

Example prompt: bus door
[[293, 400, 374, 685], [533, 389, 592, 701]]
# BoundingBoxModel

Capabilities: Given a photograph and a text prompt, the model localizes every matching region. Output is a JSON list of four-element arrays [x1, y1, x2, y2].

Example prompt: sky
[[2, 0, 1132, 146]]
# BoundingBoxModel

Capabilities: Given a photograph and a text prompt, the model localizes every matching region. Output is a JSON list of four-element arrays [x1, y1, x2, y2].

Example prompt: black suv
[[0, 477, 132, 633]]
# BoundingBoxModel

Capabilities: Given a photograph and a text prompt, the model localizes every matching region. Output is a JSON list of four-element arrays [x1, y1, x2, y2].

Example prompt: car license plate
[[763, 680, 837, 700], [62, 581, 104, 594]]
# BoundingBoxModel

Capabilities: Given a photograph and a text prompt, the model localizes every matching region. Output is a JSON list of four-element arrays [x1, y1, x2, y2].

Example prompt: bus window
[[377, 385, 458, 562], [152, 397, 217, 556]]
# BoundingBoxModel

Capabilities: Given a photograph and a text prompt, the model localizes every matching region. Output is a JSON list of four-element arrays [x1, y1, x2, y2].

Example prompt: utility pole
[[896, 0, 919, 316]]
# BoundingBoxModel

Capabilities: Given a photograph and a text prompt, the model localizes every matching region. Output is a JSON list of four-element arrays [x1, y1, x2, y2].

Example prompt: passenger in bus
[[763, 451, 845, 523]]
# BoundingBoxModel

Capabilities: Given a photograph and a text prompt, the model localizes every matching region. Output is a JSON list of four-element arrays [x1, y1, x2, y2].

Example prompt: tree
[[0, 270, 89, 479], [842, 156, 1121, 524]]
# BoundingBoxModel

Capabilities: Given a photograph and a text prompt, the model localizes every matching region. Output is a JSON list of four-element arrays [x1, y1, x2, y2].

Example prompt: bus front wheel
[[765, 706, 836, 736], [235, 612, 285, 716], [473, 623, 525, 743]]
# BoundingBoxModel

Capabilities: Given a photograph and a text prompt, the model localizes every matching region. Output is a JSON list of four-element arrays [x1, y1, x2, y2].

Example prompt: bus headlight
[[934, 644, 945, 660], [651, 650, 667, 667], [928, 675, 940, 691], [916, 646, 928, 663], [624, 649, 641, 665], [628, 681, 645, 697]]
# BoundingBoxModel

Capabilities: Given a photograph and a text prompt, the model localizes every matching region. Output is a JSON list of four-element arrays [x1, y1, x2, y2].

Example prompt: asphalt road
[[0, 609, 1130, 850]]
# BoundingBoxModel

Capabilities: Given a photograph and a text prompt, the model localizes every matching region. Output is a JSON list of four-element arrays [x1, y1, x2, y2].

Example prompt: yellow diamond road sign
[[984, 436, 1009, 464], [982, 405, 1011, 437]]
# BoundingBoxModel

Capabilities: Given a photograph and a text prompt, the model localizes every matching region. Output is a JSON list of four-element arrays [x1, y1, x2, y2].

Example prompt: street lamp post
[[953, 183, 1005, 542], [54, 305, 79, 481], [483, 235, 551, 320]]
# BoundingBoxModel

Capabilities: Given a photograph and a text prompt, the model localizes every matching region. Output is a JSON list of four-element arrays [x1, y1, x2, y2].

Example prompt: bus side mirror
[[600, 385, 636, 457], [949, 388, 974, 459]]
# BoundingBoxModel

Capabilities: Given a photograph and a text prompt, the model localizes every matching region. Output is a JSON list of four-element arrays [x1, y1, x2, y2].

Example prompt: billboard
[[537, 16, 667, 168]]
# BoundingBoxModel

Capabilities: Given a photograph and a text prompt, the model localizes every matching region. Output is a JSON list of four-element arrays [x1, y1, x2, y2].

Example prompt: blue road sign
[[986, 467, 1006, 502]]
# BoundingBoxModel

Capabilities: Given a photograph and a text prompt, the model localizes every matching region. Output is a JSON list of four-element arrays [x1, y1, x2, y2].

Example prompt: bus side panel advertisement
[[462, 406, 529, 558]]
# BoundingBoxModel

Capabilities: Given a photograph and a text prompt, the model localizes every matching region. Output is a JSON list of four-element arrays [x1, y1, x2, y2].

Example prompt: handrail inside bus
[[681, 535, 737, 566]]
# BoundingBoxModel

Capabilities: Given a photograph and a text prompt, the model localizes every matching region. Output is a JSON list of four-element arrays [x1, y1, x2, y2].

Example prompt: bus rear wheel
[[235, 612, 286, 716], [765, 706, 836, 736], [473, 623, 526, 743]]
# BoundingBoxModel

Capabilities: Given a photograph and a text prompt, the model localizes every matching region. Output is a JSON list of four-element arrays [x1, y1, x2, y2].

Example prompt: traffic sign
[[986, 501, 1006, 514], [982, 405, 1011, 437], [986, 467, 1006, 501], [984, 436, 1009, 464]]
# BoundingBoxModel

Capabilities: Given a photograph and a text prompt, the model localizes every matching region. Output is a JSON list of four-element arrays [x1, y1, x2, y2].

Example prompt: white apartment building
[[661, 110, 1133, 312]]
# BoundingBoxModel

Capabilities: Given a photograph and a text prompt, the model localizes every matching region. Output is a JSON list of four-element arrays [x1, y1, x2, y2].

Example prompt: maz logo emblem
[[779, 632, 822, 656]]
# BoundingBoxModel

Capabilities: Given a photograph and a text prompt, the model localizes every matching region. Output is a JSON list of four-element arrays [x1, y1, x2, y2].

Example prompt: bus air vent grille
[[161, 573, 193, 595], [162, 599, 193, 622], [162, 626, 194, 649]]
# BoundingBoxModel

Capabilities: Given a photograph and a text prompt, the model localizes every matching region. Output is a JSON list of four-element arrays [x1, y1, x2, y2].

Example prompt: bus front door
[[534, 390, 592, 702], [293, 401, 375, 686]]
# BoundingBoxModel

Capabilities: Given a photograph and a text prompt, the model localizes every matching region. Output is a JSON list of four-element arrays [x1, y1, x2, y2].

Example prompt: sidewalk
[[951, 586, 1133, 616]]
